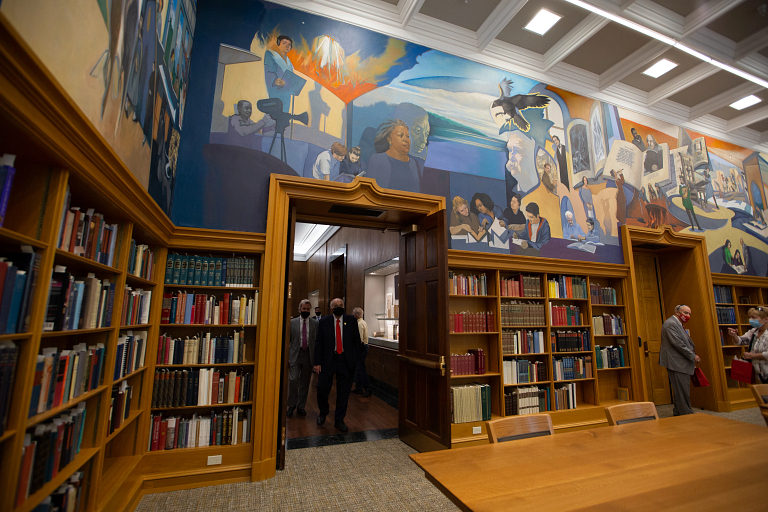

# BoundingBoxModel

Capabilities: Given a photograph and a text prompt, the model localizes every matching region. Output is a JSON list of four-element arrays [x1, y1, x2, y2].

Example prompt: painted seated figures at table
[[450, 196, 487, 242], [585, 218, 603, 244], [514, 202, 550, 255], [502, 193, 526, 236]]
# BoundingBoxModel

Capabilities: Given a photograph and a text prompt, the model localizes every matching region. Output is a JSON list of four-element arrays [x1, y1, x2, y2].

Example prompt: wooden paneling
[[289, 260, 308, 314], [307, 244, 327, 313], [367, 345, 399, 388]]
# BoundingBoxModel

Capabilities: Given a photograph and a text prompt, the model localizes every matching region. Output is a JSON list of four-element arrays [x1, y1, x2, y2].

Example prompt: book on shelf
[[0, 154, 17, 228], [450, 383, 491, 424], [148, 406, 251, 451], [591, 314, 625, 335], [114, 331, 147, 380], [448, 271, 487, 296], [0, 248, 40, 334], [713, 285, 733, 304], [548, 275, 588, 299], [449, 310, 494, 333], [549, 304, 582, 326], [715, 306, 737, 324], [450, 350, 485, 376], [0, 340, 19, 435], [505, 385, 549, 415], [29, 343, 105, 417], [502, 329, 545, 354], [15, 403, 86, 507], [550, 330, 591, 352], [554, 383, 577, 410], [43, 268, 114, 331], [501, 301, 545, 326], [500, 274, 541, 297], [595, 345, 625, 369], [120, 286, 151, 325], [107, 380, 133, 435], [160, 291, 258, 326], [165, 255, 256, 287], [552, 356, 593, 380], [503, 359, 546, 385], [589, 283, 618, 305], [151, 368, 253, 408], [56, 201, 119, 266], [156, 331, 247, 365], [29, 471, 84, 512], [128, 240, 156, 281]]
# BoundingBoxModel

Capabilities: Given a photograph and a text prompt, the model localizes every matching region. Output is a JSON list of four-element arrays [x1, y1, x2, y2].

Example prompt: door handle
[[398, 354, 445, 377], [643, 340, 650, 357]]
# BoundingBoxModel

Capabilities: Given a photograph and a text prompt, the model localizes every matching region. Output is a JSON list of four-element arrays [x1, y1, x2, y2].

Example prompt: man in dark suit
[[287, 299, 318, 417], [313, 297, 362, 432], [659, 305, 701, 415], [552, 135, 569, 190]]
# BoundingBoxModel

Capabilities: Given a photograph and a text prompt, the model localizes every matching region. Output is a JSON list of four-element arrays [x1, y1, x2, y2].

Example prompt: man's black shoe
[[297, 408, 306, 416], [287, 406, 295, 417], [334, 422, 348, 433], [317, 415, 326, 426]]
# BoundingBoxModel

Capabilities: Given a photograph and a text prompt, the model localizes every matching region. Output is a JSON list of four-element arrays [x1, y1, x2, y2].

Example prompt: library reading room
[[1, 0, 768, 510]]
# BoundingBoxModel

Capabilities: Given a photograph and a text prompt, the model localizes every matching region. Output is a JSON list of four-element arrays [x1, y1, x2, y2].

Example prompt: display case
[[364, 258, 399, 346]]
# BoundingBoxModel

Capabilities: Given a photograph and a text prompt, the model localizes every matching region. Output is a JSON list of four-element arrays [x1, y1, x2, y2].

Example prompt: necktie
[[336, 318, 343, 354], [301, 319, 307, 350]]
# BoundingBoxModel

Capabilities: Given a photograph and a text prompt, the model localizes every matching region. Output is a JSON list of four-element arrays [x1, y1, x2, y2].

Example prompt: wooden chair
[[486, 414, 554, 443], [750, 384, 768, 427], [605, 402, 659, 426]]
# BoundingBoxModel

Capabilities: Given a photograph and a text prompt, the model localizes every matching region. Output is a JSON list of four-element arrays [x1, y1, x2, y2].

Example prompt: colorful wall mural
[[1, 0, 197, 216], [5, 0, 768, 276]]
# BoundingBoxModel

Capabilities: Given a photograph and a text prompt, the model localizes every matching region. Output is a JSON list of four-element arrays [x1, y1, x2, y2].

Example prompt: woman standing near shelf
[[727, 307, 768, 383]]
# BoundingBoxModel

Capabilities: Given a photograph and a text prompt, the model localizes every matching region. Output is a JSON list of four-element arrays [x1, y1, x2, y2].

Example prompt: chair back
[[486, 415, 554, 443], [605, 402, 658, 426], [751, 384, 768, 427]]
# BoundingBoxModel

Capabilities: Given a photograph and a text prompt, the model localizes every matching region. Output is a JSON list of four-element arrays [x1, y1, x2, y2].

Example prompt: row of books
[[128, 240, 156, 281], [120, 286, 151, 326], [715, 306, 737, 324], [0, 249, 40, 334], [56, 190, 119, 267], [550, 304, 582, 326], [551, 330, 591, 353], [148, 407, 251, 451], [449, 311, 494, 333], [165, 255, 256, 288], [450, 349, 486, 376], [44, 268, 114, 332], [0, 340, 18, 435], [114, 332, 147, 381], [548, 275, 588, 299], [30, 344, 105, 418], [713, 285, 734, 304], [500, 275, 541, 297], [502, 329, 545, 354], [590, 283, 618, 305], [553, 383, 577, 410], [157, 332, 247, 366], [449, 272, 488, 296], [108, 381, 133, 435], [595, 345, 626, 369], [592, 314, 625, 335], [161, 291, 258, 325], [503, 359, 546, 385], [450, 383, 492, 424], [504, 386, 549, 415], [26, 472, 84, 512], [0, 154, 16, 228], [553, 356, 593, 381], [501, 301, 545, 326], [16, 404, 86, 507], [151, 368, 253, 408]]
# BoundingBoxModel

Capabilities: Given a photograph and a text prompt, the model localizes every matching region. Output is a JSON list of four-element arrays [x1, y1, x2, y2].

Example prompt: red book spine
[[212, 371, 220, 405], [235, 375, 241, 403], [158, 420, 167, 451]]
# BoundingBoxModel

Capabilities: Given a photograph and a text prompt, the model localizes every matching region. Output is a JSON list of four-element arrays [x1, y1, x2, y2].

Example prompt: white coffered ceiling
[[270, 0, 768, 153]]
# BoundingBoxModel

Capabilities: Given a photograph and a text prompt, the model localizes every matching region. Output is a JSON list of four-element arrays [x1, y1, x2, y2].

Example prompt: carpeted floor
[[656, 403, 765, 425]]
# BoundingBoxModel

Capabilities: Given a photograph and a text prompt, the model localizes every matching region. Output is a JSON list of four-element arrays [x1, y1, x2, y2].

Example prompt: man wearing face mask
[[314, 298, 362, 432], [659, 305, 701, 415], [287, 300, 318, 417], [314, 306, 323, 320]]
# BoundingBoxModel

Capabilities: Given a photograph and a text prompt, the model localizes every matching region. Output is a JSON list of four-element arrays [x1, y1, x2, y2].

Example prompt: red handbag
[[691, 367, 710, 387], [730, 358, 754, 384]]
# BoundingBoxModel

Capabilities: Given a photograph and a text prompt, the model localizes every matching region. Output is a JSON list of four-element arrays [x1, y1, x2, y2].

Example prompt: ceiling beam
[[543, 13, 607, 72], [598, 40, 667, 91], [399, 0, 427, 28], [682, 0, 747, 38], [726, 104, 768, 132], [734, 26, 768, 62], [647, 63, 718, 106], [689, 81, 764, 120], [476, 0, 528, 51], [761, 131, 768, 144]]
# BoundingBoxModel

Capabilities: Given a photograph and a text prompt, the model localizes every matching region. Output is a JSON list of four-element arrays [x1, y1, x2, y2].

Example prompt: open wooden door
[[398, 210, 451, 452]]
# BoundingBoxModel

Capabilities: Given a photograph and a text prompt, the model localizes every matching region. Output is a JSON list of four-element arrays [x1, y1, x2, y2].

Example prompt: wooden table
[[410, 414, 768, 511]]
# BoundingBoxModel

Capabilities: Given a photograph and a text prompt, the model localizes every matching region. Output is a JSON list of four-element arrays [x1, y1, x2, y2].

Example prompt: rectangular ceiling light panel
[[524, 9, 562, 35], [642, 59, 678, 78]]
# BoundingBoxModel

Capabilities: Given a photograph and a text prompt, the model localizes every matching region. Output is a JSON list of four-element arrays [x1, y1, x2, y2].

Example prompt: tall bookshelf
[[447, 252, 636, 447], [712, 274, 765, 411]]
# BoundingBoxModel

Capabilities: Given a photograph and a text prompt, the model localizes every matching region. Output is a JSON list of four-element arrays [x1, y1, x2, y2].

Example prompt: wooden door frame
[[254, 176, 444, 481], [621, 225, 726, 411]]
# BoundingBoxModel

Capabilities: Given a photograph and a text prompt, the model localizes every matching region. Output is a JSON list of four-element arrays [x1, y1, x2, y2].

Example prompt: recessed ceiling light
[[730, 95, 762, 110], [642, 59, 678, 78], [524, 9, 562, 35]]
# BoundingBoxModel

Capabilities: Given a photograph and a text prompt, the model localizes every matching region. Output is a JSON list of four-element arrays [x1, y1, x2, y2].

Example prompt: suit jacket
[[314, 313, 362, 370], [520, 217, 551, 250], [659, 315, 696, 375], [555, 145, 569, 189], [290, 316, 318, 367]]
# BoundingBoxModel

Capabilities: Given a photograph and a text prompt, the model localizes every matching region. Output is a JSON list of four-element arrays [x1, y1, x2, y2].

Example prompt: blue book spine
[[227, 337, 234, 364], [207, 258, 215, 286], [114, 343, 124, 380], [6, 271, 26, 333], [170, 296, 178, 325], [184, 294, 194, 324], [187, 257, 195, 284], [221, 259, 227, 287], [201, 258, 209, 286], [193, 256, 202, 286], [179, 255, 189, 285], [71, 282, 85, 331], [214, 258, 222, 288], [29, 359, 43, 417], [128, 240, 136, 275], [0, 267, 18, 333], [164, 254, 175, 285], [172, 256, 181, 285], [105, 282, 115, 327], [0, 163, 15, 228]]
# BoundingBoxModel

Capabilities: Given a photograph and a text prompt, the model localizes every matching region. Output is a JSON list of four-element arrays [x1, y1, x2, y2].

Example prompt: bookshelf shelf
[[502, 352, 547, 357], [550, 325, 590, 329], [590, 304, 624, 308], [593, 334, 628, 338], [0, 333, 32, 342], [98, 454, 142, 510], [718, 324, 738, 327], [501, 325, 546, 329], [40, 326, 115, 337], [722, 345, 743, 348], [54, 248, 120, 275], [27, 385, 106, 428], [151, 401, 253, 411], [0, 227, 47, 249], [125, 274, 156, 287], [450, 373, 501, 379], [0, 429, 15, 444], [162, 285, 259, 291], [554, 378, 595, 383], [106, 409, 143, 442], [15, 447, 100, 512], [113, 366, 147, 386], [549, 297, 589, 302], [552, 351, 592, 355], [159, 324, 258, 328], [500, 296, 545, 300], [504, 381, 550, 387], [448, 294, 493, 299], [450, 332, 499, 335], [597, 367, 630, 371], [119, 323, 150, 330], [155, 362, 255, 368], [715, 302, 736, 306]]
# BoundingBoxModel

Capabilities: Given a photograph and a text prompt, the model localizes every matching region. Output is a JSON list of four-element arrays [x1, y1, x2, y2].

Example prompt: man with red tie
[[287, 299, 318, 418], [314, 297, 362, 432]]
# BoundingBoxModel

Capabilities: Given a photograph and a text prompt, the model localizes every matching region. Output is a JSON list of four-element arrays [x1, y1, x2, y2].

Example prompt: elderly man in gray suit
[[659, 304, 701, 416], [287, 299, 318, 417]]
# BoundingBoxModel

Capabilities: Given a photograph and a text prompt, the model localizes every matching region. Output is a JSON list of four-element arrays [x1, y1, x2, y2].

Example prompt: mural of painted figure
[[450, 196, 487, 242], [339, 146, 365, 180], [228, 100, 275, 137], [563, 211, 586, 241], [313, 142, 347, 181], [644, 134, 663, 174], [264, 35, 296, 113], [393, 103, 430, 161], [514, 202, 551, 255], [491, 78, 550, 133], [579, 176, 595, 219], [470, 192, 505, 239], [367, 120, 422, 193]]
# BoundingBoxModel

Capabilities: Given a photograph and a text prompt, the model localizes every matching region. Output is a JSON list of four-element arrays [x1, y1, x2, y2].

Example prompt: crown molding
[[734, 26, 768, 61], [476, 0, 529, 51], [726, 104, 768, 133], [399, 0, 426, 27], [682, 0, 747, 38], [690, 82, 764, 120]]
